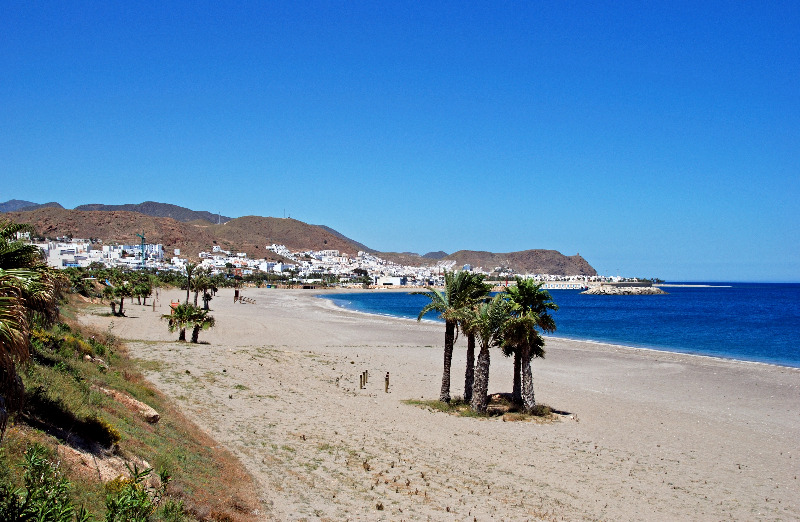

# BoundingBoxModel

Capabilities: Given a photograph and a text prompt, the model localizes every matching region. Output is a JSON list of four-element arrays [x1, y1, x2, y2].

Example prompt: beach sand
[[79, 288, 800, 520]]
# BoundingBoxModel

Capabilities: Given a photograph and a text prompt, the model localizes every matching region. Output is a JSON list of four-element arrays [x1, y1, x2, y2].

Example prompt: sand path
[[79, 288, 800, 521]]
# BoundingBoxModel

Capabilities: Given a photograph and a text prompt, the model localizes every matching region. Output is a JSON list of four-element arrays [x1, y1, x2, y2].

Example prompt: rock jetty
[[582, 285, 668, 295]]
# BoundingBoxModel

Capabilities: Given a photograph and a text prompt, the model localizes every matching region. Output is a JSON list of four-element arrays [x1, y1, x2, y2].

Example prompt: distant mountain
[[379, 249, 595, 276], [74, 201, 231, 224], [0, 200, 63, 212], [444, 249, 597, 276], [0, 200, 38, 212]]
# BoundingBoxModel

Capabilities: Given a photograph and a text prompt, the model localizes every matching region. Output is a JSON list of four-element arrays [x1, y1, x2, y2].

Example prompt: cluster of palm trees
[[102, 275, 156, 316], [160, 262, 216, 343], [161, 303, 215, 343], [183, 262, 217, 310], [416, 271, 558, 414], [0, 221, 65, 439]]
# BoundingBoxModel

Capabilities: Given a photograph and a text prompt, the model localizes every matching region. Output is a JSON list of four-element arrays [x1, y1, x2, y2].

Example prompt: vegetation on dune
[[1, 219, 66, 441], [0, 221, 259, 521]]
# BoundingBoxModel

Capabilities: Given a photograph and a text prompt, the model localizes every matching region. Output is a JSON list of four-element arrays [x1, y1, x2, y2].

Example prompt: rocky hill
[[3, 206, 599, 276], [381, 249, 596, 276], [445, 249, 597, 276], [2, 208, 363, 261]]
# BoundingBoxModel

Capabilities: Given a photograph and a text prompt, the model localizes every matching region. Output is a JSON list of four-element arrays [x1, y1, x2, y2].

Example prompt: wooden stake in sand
[[359, 373, 364, 389], [385, 372, 389, 393]]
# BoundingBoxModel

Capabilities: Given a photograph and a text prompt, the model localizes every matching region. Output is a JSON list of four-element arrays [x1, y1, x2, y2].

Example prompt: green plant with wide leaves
[[414, 271, 492, 403], [0, 220, 64, 440], [161, 303, 194, 342], [188, 307, 215, 344]]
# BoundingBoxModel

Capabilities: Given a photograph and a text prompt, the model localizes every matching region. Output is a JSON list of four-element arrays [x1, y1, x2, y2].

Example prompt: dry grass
[[403, 394, 557, 422]]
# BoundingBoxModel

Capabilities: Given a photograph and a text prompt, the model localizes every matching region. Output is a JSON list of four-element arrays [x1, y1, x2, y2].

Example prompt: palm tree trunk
[[191, 325, 200, 343], [440, 320, 456, 403], [520, 345, 536, 412], [179, 328, 186, 342], [118, 297, 125, 317], [471, 345, 491, 413], [512, 350, 522, 406], [193, 290, 199, 307], [464, 333, 475, 403]]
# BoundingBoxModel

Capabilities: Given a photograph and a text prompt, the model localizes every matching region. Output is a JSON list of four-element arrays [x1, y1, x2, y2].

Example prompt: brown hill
[[3, 208, 365, 260], [209, 216, 367, 257], [379, 249, 596, 276], [4, 208, 598, 275], [445, 249, 597, 276]]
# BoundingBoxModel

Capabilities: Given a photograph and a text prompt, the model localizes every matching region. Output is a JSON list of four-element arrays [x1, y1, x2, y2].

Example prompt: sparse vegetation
[[2, 287, 260, 520]]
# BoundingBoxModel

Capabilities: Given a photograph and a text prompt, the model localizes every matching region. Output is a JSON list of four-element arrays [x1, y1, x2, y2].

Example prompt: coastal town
[[26, 234, 611, 288]]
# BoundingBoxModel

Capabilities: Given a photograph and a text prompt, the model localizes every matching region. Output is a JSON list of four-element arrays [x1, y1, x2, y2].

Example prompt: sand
[[79, 288, 800, 521]]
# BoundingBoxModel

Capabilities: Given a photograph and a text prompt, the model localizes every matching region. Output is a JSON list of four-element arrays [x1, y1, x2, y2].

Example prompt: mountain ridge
[[2, 200, 597, 275]]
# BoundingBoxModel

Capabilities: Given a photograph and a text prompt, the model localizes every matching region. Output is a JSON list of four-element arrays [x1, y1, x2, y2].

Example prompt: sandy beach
[[79, 287, 800, 521]]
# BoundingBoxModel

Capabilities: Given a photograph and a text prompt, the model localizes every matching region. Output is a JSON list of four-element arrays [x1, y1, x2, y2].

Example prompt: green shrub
[[0, 444, 92, 522]]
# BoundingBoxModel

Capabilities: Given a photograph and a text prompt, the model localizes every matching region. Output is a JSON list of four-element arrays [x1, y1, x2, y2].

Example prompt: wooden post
[[365, 370, 368, 384], [385, 372, 389, 393], [359, 374, 364, 389]]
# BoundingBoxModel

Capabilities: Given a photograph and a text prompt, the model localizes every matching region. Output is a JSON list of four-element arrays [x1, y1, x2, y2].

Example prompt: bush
[[0, 444, 180, 522], [0, 444, 92, 522]]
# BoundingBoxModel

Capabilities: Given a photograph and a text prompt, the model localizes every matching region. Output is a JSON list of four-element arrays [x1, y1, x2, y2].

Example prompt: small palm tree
[[183, 262, 197, 304], [189, 307, 215, 343], [192, 272, 211, 308], [113, 282, 134, 317], [162, 303, 194, 342]]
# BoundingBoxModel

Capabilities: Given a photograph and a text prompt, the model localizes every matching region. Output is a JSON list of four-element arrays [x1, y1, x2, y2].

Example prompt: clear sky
[[2, 2, 798, 281]]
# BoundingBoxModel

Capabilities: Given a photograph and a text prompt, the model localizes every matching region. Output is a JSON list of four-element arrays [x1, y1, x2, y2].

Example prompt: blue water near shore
[[319, 283, 800, 368]]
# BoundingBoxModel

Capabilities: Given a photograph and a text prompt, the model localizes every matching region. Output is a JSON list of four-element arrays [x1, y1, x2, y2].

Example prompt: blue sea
[[319, 283, 800, 368]]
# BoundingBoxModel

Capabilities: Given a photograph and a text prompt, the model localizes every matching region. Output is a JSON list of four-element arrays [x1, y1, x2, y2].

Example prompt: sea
[[319, 283, 800, 368]]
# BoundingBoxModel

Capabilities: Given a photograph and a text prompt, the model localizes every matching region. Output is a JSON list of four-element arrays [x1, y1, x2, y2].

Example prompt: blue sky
[[2, 2, 798, 281]]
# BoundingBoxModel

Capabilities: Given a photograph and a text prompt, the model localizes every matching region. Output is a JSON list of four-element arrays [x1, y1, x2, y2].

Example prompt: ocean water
[[320, 283, 800, 368]]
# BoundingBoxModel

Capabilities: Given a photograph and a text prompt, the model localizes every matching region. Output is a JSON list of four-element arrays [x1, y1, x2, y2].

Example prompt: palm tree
[[414, 271, 490, 403], [191, 272, 210, 308], [113, 282, 134, 317], [503, 278, 558, 411], [462, 295, 511, 413], [183, 262, 197, 304], [162, 303, 194, 341], [189, 307, 215, 343], [457, 274, 492, 403], [0, 220, 64, 440]]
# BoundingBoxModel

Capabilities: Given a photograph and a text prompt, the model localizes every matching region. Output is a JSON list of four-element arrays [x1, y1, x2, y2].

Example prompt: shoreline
[[317, 291, 800, 370], [77, 287, 800, 520]]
